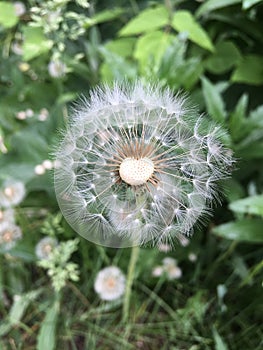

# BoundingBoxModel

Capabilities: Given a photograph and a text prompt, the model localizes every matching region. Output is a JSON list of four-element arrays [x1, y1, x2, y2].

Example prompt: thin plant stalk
[[122, 244, 140, 322]]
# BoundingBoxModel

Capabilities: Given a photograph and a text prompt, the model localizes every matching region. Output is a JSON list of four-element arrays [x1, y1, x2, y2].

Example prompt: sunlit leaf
[[119, 6, 169, 36], [0, 2, 18, 28], [231, 55, 263, 85], [229, 195, 263, 216], [213, 219, 263, 242], [172, 11, 214, 51]]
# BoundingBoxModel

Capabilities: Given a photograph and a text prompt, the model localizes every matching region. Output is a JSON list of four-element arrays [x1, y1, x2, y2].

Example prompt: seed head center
[[119, 157, 155, 186]]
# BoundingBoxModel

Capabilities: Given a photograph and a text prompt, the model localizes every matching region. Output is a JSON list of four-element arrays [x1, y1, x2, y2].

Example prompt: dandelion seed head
[[35, 237, 58, 260], [94, 266, 126, 301], [0, 180, 25, 208], [0, 222, 22, 251], [55, 81, 234, 248]]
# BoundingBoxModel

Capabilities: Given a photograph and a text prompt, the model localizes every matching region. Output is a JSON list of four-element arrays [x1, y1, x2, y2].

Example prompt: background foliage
[[0, 0, 262, 349]]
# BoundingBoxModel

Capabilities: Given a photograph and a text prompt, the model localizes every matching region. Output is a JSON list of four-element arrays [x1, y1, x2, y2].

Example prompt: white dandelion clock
[[94, 266, 126, 301], [35, 237, 58, 260], [0, 179, 26, 208], [0, 222, 22, 251], [54, 81, 234, 248]]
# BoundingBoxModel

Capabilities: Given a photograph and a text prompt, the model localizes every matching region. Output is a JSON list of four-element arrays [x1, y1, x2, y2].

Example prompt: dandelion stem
[[122, 244, 140, 322]]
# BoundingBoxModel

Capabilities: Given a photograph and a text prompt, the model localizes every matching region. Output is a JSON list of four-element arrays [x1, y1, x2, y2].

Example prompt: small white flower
[[35, 237, 58, 260], [94, 266, 126, 301], [0, 180, 25, 208], [158, 243, 172, 252], [0, 222, 22, 251], [42, 160, 53, 170], [152, 257, 182, 280], [16, 111, 27, 120], [34, 164, 46, 175], [25, 109, 34, 118], [38, 108, 49, 121], [48, 60, 66, 78], [162, 257, 182, 279], [188, 252, 197, 262], [14, 2, 26, 17], [152, 266, 164, 277], [0, 208, 15, 227]]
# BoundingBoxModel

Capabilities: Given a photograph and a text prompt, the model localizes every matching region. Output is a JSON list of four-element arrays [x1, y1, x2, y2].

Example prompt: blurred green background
[[0, 0, 262, 349]]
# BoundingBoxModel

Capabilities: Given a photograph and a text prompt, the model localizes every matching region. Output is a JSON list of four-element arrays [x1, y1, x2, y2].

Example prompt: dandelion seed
[[55, 81, 234, 247], [0, 180, 25, 208], [35, 237, 58, 260], [94, 266, 126, 301], [0, 222, 22, 251]]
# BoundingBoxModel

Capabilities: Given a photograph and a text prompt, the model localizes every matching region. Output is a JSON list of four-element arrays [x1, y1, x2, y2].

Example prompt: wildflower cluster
[[0, 179, 25, 251], [37, 238, 80, 292], [152, 257, 182, 280], [55, 81, 234, 248]]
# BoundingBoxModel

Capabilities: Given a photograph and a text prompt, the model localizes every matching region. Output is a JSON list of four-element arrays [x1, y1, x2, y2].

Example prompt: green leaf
[[119, 6, 169, 36], [229, 195, 263, 216], [105, 38, 136, 57], [196, 0, 242, 17], [84, 8, 123, 28], [242, 0, 263, 9], [172, 11, 214, 51], [134, 31, 174, 71], [231, 55, 263, 85], [213, 328, 229, 350], [236, 142, 263, 159], [22, 27, 53, 61], [229, 94, 249, 142], [37, 300, 59, 350], [205, 41, 241, 74], [212, 218, 263, 243], [0, 289, 42, 336], [201, 77, 226, 123], [0, 2, 18, 28]]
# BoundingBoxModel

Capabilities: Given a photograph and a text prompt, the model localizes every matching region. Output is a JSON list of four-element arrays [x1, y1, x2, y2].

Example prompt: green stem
[[122, 244, 140, 322]]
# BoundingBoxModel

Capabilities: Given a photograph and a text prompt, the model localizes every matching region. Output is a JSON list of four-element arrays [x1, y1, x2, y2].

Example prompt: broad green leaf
[[196, 0, 242, 17], [22, 27, 53, 61], [84, 8, 123, 28], [172, 11, 214, 51], [134, 31, 174, 71], [37, 300, 59, 350], [242, 0, 263, 9], [201, 77, 226, 123], [205, 41, 241, 74], [119, 6, 169, 36], [229, 195, 263, 216], [213, 328, 229, 350], [105, 38, 136, 57], [231, 55, 263, 85], [212, 218, 263, 243], [0, 2, 18, 28]]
